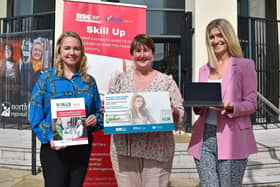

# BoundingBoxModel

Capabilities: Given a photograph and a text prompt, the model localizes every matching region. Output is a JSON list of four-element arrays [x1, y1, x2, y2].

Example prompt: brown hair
[[129, 94, 155, 124], [130, 34, 155, 55]]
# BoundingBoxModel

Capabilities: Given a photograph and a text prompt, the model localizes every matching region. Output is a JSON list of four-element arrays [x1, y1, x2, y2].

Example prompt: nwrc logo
[[103, 16, 123, 24], [76, 13, 101, 24]]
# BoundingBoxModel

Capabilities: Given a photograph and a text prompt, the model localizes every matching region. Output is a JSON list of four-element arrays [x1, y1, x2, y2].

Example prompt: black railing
[[1, 12, 55, 34], [238, 16, 280, 127], [182, 12, 193, 131]]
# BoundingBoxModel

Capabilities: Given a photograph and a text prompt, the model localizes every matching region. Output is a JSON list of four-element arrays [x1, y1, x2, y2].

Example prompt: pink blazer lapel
[[199, 65, 210, 82], [221, 57, 238, 100]]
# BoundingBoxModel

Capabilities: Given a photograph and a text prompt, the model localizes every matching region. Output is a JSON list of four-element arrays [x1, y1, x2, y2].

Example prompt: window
[[7, 0, 55, 17], [102, 0, 185, 36]]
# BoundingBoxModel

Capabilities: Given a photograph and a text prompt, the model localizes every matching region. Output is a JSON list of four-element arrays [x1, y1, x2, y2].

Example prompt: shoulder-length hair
[[205, 18, 243, 69], [54, 31, 89, 82]]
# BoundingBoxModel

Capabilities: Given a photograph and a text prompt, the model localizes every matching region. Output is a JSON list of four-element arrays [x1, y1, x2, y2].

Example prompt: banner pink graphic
[[63, 1, 146, 59], [63, 1, 146, 186], [63, 1, 146, 95]]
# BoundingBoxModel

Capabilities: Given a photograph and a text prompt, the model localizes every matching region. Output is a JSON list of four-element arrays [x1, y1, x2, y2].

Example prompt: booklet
[[50, 97, 88, 146], [104, 91, 174, 134]]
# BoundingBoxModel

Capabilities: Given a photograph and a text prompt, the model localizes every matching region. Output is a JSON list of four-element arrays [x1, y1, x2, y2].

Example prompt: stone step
[[0, 146, 40, 170], [171, 161, 280, 179], [174, 143, 280, 154], [173, 153, 280, 170], [169, 175, 280, 187], [173, 143, 280, 168], [171, 142, 280, 186], [243, 175, 280, 186], [1, 143, 280, 170], [1, 128, 280, 186]]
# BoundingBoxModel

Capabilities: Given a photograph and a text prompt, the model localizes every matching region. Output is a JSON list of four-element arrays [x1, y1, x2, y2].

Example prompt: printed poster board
[[104, 92, 174, 134], [50, 97, 88, 146], [0, 34, 53, 122]]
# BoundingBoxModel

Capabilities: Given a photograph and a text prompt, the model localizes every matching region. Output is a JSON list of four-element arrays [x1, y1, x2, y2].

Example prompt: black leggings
[[40, 143, 92, 187]]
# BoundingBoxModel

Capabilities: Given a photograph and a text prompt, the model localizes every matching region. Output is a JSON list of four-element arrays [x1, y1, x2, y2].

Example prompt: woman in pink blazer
[[187, 18, 258, 187]]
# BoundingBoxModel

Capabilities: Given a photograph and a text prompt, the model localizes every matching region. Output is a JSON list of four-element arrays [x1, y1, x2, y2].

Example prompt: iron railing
[[1, 12, 54, 34], [238, 16, 280, 127]]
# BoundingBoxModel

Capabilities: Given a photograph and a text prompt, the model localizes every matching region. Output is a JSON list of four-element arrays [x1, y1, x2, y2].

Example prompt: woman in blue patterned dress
[[29, 31, 103, 187]]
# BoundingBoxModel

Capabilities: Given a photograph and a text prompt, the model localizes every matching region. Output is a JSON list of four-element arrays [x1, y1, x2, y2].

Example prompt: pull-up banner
[[63, 0, 146, 96], [63, 1, 146, 186]]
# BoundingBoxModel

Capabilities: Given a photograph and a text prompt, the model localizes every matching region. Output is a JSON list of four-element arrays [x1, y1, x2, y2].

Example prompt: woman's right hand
[[208, 101, 234, 113], [100, 100, 105, 118], [208, 106, 224, 111], [50, 140, 67, 150]]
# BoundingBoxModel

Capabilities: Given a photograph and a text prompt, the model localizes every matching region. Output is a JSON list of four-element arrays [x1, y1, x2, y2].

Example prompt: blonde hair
[[54, 31, 89, 82], [31, 41, 44, 61], [205, 18, 243, 69]]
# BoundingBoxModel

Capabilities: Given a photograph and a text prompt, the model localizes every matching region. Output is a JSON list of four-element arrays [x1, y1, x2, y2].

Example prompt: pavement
[[0, 125, 280, 187], [0, 132, 198, 187], [0, 167, 200, 187], [0, 168, 43, 187]]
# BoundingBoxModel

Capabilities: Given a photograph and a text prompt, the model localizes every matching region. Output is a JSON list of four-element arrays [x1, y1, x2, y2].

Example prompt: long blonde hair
[[54, 31, 89, 82], [205, 18, 243, 69]]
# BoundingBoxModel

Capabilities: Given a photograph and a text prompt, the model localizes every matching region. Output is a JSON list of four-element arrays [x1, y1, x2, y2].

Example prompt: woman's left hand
[[85, 114, 97, 127], [224, 101, 234, 113], [171, 104, 179, 123]]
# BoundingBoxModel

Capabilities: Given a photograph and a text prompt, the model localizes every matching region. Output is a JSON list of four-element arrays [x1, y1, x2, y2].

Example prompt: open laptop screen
[[184, 82, 224, 107]]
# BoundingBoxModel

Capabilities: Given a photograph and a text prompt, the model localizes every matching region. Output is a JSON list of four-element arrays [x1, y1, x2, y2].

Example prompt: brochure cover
[[104, 91, 174, 134], [50, 98, 88, 146]]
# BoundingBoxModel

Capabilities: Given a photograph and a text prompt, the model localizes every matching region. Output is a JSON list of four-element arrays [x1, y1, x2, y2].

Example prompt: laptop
[[184, 82, 224, 107]]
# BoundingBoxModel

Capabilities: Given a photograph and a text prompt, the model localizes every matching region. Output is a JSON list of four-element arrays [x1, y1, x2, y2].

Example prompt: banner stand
[[62, 1, 146, 186]]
